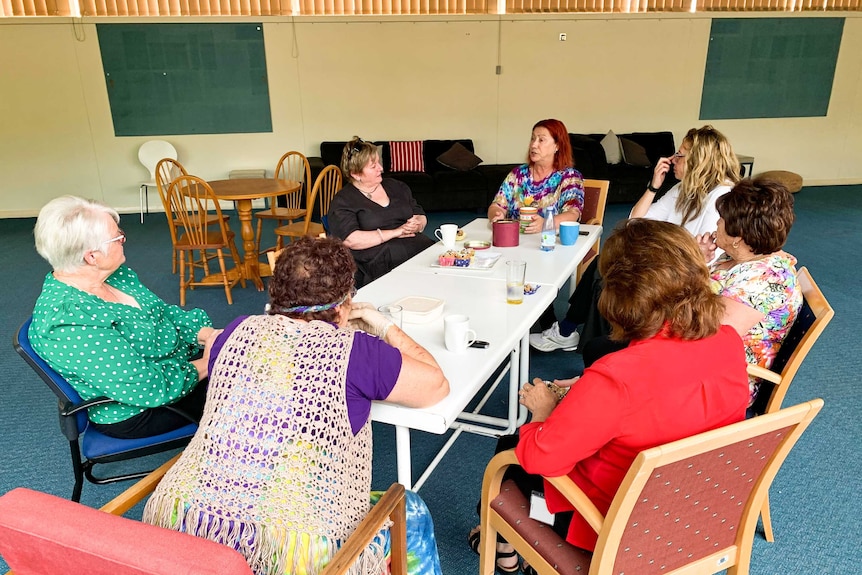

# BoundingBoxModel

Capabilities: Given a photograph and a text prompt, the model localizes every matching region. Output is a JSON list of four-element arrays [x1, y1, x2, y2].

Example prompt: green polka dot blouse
[[29, 265, 212, 424]]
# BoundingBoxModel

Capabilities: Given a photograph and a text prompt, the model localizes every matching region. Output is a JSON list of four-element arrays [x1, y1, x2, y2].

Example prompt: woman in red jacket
[[469, 219, 750, 574]]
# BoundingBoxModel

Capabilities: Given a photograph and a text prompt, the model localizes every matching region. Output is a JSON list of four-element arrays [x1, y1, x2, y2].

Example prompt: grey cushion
[[437, 142, 483, 171], [600, 130, 622, 165], [620, 137, 651, 168]]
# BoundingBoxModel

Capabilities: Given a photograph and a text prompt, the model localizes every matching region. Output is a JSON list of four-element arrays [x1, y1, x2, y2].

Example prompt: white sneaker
[[529, 322, 579, 352]]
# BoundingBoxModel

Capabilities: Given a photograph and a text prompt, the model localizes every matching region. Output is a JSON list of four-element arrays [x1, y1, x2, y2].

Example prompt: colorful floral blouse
[[710, 252, 803, 406], [492, 164, 584, 220]]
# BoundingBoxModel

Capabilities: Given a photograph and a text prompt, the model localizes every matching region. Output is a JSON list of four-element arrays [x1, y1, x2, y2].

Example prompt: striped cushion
[[389, 141, 425, 173]]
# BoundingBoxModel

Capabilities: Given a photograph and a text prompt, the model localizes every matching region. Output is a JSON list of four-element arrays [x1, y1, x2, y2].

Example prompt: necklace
[[358, 183, 380, 199]]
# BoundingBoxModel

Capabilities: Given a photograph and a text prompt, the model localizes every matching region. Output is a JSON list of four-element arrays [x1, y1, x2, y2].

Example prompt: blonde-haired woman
[[630, 125, 740, 237]]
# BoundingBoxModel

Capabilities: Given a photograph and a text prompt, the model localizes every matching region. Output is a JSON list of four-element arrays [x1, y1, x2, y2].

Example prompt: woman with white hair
[[29, 195, 220, 440]]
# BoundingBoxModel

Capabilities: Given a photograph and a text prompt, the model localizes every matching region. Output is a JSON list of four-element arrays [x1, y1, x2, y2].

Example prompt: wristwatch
[[647, 182, 661, 193]]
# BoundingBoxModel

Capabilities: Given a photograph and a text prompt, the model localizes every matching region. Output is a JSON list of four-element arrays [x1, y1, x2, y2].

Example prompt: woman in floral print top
[[29, 196, 220, 439], [488, 119, 584, 233], [705, 179, 803, 407]]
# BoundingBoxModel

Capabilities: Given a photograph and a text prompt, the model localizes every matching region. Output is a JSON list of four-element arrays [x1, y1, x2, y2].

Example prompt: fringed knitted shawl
[[144, 315, 382, 575]]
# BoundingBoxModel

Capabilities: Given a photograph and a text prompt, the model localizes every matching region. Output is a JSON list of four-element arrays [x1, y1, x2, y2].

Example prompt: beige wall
[[1, 14, 860, 217]]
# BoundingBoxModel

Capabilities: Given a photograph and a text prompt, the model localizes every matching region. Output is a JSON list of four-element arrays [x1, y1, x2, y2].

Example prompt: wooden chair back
[[748, 267, 834, 416], [273, 151, 312, 214], [168, 175, 232, 248], [155, 158, 188, 213], [274, 165, 342, 240], [317, 163, 342, 221], [479, 399, 823, 575], [576, 179, 610, 284]]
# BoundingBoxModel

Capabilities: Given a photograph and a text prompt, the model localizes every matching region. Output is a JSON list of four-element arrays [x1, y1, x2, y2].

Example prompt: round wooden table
[[208, 178, 301, 290]]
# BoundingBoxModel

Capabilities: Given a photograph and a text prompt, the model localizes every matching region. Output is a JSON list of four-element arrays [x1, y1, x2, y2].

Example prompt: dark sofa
[[568, 132, 678, 204], [314, 140, 518, 212]]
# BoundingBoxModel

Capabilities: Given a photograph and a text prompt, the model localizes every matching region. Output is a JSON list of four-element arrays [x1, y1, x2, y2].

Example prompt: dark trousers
[[480, 432, 574, 541], [93, 379, 208, 439], [538, 259, 612, 354]]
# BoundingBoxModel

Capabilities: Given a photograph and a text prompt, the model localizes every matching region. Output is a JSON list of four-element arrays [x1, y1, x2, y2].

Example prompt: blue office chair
[[13, 318, 198, 502]]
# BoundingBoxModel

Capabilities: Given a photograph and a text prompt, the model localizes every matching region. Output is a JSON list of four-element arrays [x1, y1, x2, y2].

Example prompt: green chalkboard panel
[[700, 18, 843, 120], [98, 24, 272, 136]]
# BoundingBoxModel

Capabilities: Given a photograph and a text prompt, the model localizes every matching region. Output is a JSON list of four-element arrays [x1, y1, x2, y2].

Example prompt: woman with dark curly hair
[[144, 237, 448, 575], [707, 177, 802, 409], [468, 219, 749, 574]]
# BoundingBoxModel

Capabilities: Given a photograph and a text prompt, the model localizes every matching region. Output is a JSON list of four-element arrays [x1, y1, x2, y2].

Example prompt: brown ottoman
[[755, 170, 803, 193]]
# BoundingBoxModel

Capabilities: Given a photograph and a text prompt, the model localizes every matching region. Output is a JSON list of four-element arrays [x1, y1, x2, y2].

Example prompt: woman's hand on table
[[488, 204, 506, 223], [523, 215, 544, 234], [519, 377, 559, 422], [348, 302, 393, 338]]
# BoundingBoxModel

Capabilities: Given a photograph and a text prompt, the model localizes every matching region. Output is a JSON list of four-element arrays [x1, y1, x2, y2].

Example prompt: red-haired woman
[[487, 119, 584, 234]]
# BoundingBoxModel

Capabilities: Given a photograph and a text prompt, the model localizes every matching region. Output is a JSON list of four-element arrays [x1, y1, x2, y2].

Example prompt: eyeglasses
[[671, 152, 686, 160], [348, 139, 366, 158], [102, 229, 126, 245]]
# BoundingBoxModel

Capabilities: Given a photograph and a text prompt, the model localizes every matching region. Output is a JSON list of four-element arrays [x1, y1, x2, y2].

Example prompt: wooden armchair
[[479, 399, 823, 575], [575, 179, 609, 286], [0, 454, 408, 575], [747, 266, 833, 541]]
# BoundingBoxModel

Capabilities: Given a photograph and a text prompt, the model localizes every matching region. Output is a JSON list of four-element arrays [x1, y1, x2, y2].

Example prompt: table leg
[[395, 425, 413, 489], [517, 333, 530, 426], [234, 199, 264, 291], [139, 184, 146, 224]]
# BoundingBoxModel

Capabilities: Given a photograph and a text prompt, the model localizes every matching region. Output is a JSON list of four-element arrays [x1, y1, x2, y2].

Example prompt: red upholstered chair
[[478, 399, 823, 575], [0, 458, 252, 575], [575, 179, 609, 285], [0, 454, 408, 575]]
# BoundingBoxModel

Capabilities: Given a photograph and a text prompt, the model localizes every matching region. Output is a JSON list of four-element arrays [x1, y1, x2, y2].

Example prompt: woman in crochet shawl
[[144, 237, 449, 575]]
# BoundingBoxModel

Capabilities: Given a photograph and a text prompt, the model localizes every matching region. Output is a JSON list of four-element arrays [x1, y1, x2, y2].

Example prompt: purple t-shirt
[[210, 316, 402, 434]]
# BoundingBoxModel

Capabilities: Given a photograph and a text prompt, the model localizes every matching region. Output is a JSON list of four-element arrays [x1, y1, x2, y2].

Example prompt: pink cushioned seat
[[0, 487, 253, 575]]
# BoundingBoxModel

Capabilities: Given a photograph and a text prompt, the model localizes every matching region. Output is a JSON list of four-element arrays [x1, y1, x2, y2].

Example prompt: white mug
[[444, 314, 477, 353], [435, 223, 458, 250]]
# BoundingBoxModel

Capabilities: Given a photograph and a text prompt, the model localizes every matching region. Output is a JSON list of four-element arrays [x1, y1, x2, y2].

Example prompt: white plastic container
[[393, 296, 445, 324]]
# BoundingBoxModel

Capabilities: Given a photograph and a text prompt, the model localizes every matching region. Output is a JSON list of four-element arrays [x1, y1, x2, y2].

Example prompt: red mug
[[492, 220, 520, 247]]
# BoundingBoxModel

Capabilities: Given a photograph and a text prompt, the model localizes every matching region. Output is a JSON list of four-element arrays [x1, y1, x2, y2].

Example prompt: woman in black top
[[328, 137, 434, 287]]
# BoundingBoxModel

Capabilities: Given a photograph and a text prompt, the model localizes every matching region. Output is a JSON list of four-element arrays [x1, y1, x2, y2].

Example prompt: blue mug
[[559, 222, 580, 246]]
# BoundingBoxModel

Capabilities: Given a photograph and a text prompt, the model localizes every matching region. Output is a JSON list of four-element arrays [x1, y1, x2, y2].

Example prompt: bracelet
[[647, 183, 661, 193], [377, 228, 385, 243]]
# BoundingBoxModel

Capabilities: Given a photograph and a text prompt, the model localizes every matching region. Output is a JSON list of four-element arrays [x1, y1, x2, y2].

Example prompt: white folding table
[[359, 219, 602, 489]]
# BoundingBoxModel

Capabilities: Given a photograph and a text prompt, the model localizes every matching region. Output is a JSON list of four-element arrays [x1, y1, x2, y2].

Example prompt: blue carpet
[[0, 187, 859, 573]]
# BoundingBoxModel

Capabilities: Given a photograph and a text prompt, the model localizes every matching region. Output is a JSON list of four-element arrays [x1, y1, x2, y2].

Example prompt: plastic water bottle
[[540, 206, 556, 251]]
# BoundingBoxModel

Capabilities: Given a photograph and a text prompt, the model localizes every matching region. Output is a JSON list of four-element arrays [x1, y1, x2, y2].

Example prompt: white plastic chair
[[138, 140, 177, 224]]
